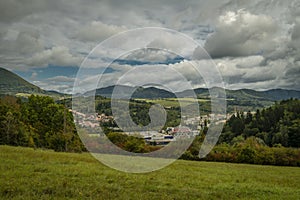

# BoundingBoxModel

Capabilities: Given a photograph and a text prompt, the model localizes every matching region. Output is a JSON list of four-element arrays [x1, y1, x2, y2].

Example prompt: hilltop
[[0, 67, 64, 99], [90, 84, 300, 101], [0, 68, 43, 95]]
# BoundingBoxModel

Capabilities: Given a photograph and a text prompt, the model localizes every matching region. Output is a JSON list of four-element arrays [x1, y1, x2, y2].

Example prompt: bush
[[203, 137, 300, 166], [237, 146, 257, 164]]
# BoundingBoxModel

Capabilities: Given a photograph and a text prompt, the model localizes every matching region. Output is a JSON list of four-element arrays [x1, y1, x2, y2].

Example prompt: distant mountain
[[132, 86, 176, 98], [218, 88, 300, 102], [88, 85, 176, 99], [0, 67, 64, 98], [1, 67, 299, 103], [88, 84, 300, 103], [94, 85, 136, 98], [179, 87, 300, 101], [263, 89, 300, 101]]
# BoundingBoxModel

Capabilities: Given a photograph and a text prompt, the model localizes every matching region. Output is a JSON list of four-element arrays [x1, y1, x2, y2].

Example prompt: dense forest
[[183, 99, 300, 166], [0, 95, 84, 152], [219, 99, 300, 147]]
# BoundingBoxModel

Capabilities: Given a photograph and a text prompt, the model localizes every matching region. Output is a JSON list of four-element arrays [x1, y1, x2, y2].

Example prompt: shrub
[[237, 146, 257, 164]]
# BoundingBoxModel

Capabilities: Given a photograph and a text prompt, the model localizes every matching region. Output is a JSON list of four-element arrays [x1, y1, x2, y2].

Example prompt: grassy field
[[136, 98, 210, 108], [1, 146, 300, 200]]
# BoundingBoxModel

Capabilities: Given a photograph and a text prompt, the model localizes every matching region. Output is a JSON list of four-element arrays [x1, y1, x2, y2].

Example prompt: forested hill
[[88, 85, 177, 98], [90, 85, 300, 112], [0, 68, 43, 95], [182, 98, 300, 166], [0, 67, 64, 98], [219, 98, 300, 148], [179, 87, 300, 101]]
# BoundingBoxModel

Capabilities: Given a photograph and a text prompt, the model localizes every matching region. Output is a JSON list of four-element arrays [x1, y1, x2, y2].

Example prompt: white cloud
[[27, 46, 82, 67], [34, 80, 73, 93], [76, 21, 127, 42], [47, 76, 75, 82], [146, 32, 197, 57], [123, 48, 177, 63], [204, 10, 279, 58]]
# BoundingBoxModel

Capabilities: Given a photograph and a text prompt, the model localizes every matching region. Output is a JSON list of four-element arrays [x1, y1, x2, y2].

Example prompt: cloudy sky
[[0, 0, 299, 93]]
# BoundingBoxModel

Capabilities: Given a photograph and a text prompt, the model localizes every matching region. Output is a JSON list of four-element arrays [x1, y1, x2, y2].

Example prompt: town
[[71, 109, 231, 146]]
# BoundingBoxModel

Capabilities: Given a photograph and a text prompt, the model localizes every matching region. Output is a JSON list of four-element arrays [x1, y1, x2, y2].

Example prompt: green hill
[[0, 67, 65, 99], [88, 85, 176, 99], [1, 145, 300, 199], [180, 87, 300, 101], [89, 85, 300, 112], [0, 67, 43, 95], [90, 84, 300, 102]]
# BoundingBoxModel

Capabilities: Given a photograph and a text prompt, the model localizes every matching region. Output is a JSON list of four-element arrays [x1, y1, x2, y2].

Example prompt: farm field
[[1, 145, 300, 200], [136, 98, 210, 107]]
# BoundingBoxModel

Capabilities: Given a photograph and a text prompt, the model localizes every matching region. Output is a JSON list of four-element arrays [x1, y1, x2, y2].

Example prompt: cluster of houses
[[71, 110, 114, 128], [71, 109, 230, 146], [71, 110, 99, 128]]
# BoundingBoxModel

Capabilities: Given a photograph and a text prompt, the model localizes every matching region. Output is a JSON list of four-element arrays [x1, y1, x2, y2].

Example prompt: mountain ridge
[[1, 67, 299, 102], [90, 84, 300, 101]]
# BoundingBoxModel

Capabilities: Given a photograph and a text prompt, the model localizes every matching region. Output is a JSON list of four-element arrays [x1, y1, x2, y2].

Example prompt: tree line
[[0, 95, 84, 152], [182, 99, 300, 166], [219, 98, 300, 147]]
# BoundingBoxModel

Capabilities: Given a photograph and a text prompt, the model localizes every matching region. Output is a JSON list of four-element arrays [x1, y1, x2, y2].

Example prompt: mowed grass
[[1, 146, 300, 200]]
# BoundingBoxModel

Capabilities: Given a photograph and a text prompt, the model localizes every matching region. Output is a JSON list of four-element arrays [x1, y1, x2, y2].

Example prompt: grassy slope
[[1, 145, 300, 200], [0, 68, 42, 95], [0, 68, 66, 100]]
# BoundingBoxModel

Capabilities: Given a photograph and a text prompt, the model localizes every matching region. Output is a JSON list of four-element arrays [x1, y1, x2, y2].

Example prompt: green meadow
[[136, 98, 210, 108], [1, 145, 300, 200]]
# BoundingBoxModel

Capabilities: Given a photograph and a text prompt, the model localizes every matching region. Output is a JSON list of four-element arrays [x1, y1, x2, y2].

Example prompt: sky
[[0, 0, 299, 93]]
